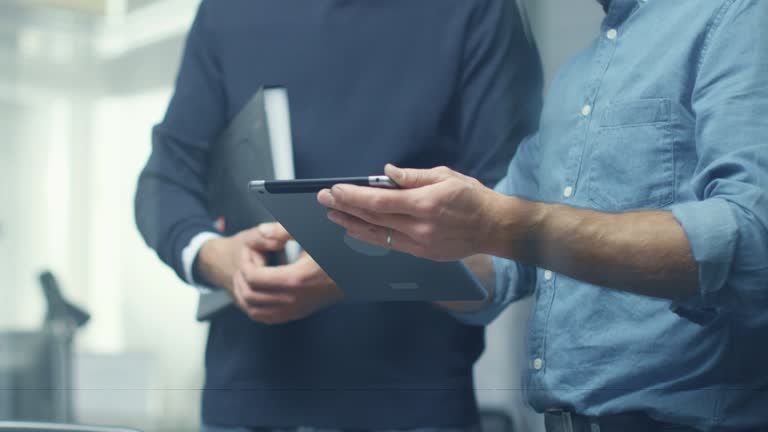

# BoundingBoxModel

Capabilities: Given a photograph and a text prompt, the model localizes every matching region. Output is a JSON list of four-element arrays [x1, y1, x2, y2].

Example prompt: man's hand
[[197, 223, 291, 292], [232, 251, 343, 325], [317, 164, 537, 261], [318, 164, 698, 301], [198, 223, 343, 324]]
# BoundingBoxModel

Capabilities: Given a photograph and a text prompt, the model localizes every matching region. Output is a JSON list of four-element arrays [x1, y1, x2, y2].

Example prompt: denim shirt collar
[[598, 0, 645, 25], [597, 0, 646, 14]]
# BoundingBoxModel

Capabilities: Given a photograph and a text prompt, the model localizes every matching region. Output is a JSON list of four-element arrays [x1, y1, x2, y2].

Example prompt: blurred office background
[[0, 1, 603, 431]]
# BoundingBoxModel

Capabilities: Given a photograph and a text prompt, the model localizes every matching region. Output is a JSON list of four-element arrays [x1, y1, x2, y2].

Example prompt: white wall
[[0, 102, 19, 330], [526, 0, 604, 85], [0, 6, 205, 430], [0, 95, 84, 331]]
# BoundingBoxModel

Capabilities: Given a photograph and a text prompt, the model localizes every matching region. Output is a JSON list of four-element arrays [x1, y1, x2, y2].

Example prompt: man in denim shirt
[[320, 0, 768, 430]]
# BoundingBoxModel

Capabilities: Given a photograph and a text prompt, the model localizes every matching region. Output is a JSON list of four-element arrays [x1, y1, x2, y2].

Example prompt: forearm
[[196, 237, 235, 292], [488, 196, 699, 300]]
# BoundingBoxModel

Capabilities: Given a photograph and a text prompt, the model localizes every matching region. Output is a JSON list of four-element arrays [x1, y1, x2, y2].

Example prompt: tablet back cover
[[252, 190, 487, 302]]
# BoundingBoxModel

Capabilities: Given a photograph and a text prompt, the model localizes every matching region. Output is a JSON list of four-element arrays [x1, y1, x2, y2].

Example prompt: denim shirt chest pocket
[[587, 99, 675, 210]]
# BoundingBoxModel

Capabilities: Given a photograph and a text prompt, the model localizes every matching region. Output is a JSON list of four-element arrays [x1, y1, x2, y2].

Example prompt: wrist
[[197, 236, 235, 292], [484, 194, 548, 263]]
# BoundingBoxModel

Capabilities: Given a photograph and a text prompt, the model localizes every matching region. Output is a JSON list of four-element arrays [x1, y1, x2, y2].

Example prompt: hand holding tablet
[[249, 175, 487, 301]]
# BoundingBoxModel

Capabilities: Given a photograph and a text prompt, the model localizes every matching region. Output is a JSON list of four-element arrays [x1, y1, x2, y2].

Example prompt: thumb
[[385, 164, 454, 189], [257, 222, 293, 243], [239, 224, 290, 251]]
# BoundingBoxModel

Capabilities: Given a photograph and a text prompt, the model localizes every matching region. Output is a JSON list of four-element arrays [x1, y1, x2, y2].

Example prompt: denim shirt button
[[563, 186, 574, 198]]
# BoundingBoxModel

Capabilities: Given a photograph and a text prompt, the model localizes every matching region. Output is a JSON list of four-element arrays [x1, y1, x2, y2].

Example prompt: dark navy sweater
[[135, 0, 541, 428]]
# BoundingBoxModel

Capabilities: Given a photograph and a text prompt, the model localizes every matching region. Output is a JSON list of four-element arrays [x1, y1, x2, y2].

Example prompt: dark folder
[[196, 88, 285, 321]]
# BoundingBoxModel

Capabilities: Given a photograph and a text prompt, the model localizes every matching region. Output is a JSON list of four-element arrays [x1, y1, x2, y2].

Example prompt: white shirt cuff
[[181, 231, 222, 292]]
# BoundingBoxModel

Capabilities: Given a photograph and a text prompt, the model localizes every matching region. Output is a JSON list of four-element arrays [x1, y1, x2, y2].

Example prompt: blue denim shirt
[[460, 0, 768, 430]]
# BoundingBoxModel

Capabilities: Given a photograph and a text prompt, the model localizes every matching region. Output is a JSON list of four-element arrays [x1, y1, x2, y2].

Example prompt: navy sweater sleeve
[[449, 0, 542, 187], [134, 1, 225, 281]]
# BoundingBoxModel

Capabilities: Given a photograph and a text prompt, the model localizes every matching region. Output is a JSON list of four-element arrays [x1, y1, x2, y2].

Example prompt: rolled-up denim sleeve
[[669, 0, 768, 311], [453, 256, 535, 326], [670, 199, 739, 306], [451, 133, 540, 325]]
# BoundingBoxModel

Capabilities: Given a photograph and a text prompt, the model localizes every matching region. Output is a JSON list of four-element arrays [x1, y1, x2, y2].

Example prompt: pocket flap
[[600, 98, 671, 127]]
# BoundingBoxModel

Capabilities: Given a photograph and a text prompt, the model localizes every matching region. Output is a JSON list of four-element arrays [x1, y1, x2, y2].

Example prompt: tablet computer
[[248, 176, 487, 301]]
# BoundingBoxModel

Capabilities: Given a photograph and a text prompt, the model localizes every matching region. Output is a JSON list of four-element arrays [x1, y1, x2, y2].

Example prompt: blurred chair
[[480, 409, 515, 432], [0, 422, 139, 432], [0, 272, 89, 422]]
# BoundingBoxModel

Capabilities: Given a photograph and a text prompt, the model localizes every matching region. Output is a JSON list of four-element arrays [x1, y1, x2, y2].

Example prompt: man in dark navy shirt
[[135, 1, 541, 431]]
